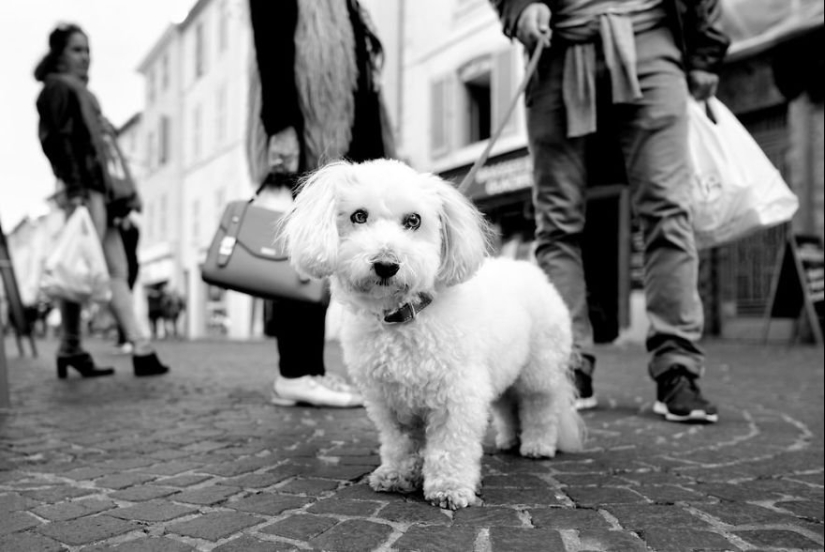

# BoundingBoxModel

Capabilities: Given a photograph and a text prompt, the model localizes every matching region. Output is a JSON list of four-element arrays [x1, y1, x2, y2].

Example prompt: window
[[195, 21, 206, 78], [159, 116, 171, 166], [161, 53, 169, 90], [192, 200, 200, 241], [430, 77, 453, 156], [159, 194, 168, 236], [146, 203, 154, 241], [218, 1, 229, 54], [459, 56, 492, 145], [147, 131, 156, 171], [215, 83, 227, 145], [192, 105, 202, 162], [147, 68, 156, 104]]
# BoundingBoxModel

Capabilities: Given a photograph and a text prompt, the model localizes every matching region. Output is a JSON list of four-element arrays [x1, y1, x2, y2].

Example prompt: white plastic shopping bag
[[40, 206, 111, 303], [687, 97, 798, 249]]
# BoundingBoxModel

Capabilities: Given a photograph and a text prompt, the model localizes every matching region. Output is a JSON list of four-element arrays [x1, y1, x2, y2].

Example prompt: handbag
[[688, 97, 799, 250], [201, 185, 327, 303]]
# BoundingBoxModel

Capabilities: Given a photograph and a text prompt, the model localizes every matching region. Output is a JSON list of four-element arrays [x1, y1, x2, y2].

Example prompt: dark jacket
[[490, 0, 730, 73], [37, 76, 107, 200]]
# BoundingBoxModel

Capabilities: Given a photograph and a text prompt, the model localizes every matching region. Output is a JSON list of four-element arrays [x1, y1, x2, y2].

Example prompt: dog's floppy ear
[[432, 176, 490, 287], [283, 162, 348, 278]]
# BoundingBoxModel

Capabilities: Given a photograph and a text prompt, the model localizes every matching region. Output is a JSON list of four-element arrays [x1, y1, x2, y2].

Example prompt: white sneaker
[[271, 374, 363, 408]]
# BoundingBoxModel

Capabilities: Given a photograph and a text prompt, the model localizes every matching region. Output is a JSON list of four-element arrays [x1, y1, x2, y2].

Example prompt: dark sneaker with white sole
[[653, 366, 718, 423], [574, 368, 598, 410]]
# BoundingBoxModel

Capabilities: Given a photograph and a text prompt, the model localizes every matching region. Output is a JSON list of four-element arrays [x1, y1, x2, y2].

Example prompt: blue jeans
[[59, 191, 150, 356], [526, 25, 704, 380]]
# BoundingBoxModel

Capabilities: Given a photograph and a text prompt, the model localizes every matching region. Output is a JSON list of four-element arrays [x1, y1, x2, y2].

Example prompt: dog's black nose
[[373, 261, 400, 278]]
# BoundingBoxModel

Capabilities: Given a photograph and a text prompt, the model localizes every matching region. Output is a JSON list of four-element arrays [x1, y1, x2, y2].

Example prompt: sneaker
[[271, 374, 363, 408], [653, 366, 718, 423], [574, 369, 598, 410]]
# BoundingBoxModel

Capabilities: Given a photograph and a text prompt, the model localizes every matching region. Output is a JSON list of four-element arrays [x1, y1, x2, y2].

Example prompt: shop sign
[[463, 154, 533, 200]]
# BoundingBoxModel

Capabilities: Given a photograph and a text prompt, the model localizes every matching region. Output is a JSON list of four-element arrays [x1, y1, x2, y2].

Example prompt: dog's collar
[[382, 294, 433, 325]]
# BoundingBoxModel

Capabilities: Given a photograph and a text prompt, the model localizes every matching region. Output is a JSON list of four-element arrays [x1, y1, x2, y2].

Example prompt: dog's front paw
[[425, 486, 478, 510], [369, 465, 421, 494], [495, 435, 519, 452], [519, 441, 557, 459]]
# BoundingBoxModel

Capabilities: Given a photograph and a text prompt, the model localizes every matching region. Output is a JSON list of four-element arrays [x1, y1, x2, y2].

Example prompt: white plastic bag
[[687, 97, 799, 249], [40, 206, 111, 303]]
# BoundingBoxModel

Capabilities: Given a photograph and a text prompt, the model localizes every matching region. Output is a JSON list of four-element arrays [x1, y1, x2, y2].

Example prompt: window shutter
[[430, 76, 453, 157], [492, 47, 518, 137]]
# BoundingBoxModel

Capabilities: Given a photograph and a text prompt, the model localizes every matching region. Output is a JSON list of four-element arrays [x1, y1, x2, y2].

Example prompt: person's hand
[[516, 3, 552, 50], [66, 195, 85, 217], [688, 70, 719, 101], [268, 127, 300, 174]]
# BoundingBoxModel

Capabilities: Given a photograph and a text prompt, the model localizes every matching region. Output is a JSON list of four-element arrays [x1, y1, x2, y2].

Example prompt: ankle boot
[[57, 352, 115, 379], [133, 352, 169, 377]]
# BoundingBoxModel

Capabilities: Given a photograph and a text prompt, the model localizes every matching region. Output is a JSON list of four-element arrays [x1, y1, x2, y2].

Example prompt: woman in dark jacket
[[247, 0, 394, 407], [35, 23, 168, 378]]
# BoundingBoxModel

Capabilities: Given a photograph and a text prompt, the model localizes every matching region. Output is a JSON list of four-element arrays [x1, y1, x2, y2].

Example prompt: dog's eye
[[350, 210, 368, 224], [403, 213, 421, 230]]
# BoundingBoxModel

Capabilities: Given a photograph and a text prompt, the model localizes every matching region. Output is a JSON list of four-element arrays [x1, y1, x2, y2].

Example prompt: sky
[[0, 0, 196, 231]]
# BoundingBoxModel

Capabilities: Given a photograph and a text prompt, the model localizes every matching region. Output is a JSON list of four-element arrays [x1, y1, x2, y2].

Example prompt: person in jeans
[[35, 23, 169, 378], [490, 0, 729, 422], [247, 0, 395, 407]]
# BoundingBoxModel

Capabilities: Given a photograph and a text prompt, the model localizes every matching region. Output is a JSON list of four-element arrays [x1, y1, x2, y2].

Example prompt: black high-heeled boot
[[56, 352, 115, 379], [133, 352, 170, 377]]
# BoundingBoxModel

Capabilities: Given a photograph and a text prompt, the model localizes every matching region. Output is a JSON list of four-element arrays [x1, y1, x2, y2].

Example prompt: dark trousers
[[265, 298, 327, 379]]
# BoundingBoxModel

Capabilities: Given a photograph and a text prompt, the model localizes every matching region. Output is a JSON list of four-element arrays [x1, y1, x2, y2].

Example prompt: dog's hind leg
[[517, 390, 560, 458], [491, 389, 519, 451]]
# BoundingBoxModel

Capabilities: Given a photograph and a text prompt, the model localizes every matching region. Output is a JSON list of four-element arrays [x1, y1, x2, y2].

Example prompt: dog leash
[[457, 41, 546, 196]]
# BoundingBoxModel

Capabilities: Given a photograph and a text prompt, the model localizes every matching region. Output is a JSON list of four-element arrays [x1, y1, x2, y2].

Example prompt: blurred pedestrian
[[147, 284, 166, 340], [34, 23, 169, 378], [491, 0, 729, 422], [247, 0, 395, 407], [113, 212, 140, 354]]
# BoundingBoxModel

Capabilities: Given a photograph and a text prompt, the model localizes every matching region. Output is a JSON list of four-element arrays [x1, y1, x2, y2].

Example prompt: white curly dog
[[283, 159, 585, 509]]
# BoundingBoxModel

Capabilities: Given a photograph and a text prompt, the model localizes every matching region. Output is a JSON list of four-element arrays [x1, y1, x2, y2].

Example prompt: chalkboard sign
[[0, 218, 38, 358], [764, 231, 824, 344]]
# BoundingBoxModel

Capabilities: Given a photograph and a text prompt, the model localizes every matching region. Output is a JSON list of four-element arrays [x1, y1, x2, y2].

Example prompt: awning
[[723, 0, 824, 60]]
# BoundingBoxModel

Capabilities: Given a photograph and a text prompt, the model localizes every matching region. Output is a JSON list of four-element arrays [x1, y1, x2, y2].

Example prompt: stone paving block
[[733, 528, 823, 549], [62, 466, 112, 481], [0, 493, 36, 513], [167, 511, 263, 542], [212, 535, 294, 552], [454, 506, 523, 527], [776, 500, 824, 520], [308, 519, 393, 552], [693, 481, 782, 502], [489, 527, 565, 552], [564, 486, 647, 506], [261, 513, 338, 540], [529, 507, 612, 531], [218, 471, 295, 489], [375, 501, 451, 524], [173, 485, 240, 505], [139, 460, 202, 476], [0, 511, 40, 535], [36, 514, 137, 546], [277, 477, 339, 496], [482, 474, 553, 489], [306, 497, 383, 517], [20, 485, 96, 504], [86, 536, 197, 551], [110, 485, 180, 502], [554, 473, 629, 487], [107, 500, 197, 522], [578, 529, 648, 552], [296, 463, 374, 481], [151, 474, 211, 488], [640, 527, 742, 551], [633, 484, 709, 504], [229, 493, 310, 515], [604, 504, 711, 531], [0, 531, 64, 552], [482, 487, 565, 507], [201, 457, 273, 477], [32, 498, 116, 521], [694, 502, 799, 526], [97, 458, 156, 470], [390, 525, 477, 552], [94, 472, 158, 490]]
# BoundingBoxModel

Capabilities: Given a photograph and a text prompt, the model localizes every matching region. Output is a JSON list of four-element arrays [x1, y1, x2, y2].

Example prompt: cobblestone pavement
[[1, 336, 822, 552]]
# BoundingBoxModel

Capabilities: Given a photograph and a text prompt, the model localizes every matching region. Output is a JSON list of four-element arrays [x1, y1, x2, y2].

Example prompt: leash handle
[[457, 41, 546, 196]]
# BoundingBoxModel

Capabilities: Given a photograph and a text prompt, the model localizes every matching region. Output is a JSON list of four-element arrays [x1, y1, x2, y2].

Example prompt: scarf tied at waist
[[553, 4, 667, 137]]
